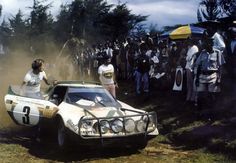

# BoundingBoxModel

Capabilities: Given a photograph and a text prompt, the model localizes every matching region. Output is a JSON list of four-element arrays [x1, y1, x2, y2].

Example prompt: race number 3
[[23, 106, 30, 124], [13, 103, 40, 126]]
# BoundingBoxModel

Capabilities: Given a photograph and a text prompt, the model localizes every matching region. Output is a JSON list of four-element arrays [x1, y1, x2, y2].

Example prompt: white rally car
[[4, 81, 158, 149]]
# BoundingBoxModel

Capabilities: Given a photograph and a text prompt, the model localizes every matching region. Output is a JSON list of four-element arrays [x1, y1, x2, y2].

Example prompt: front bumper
[[67, 128, 157, 148]]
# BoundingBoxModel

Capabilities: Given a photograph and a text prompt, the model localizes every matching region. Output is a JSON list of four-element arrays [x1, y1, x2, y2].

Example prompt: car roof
[[55, 81, 103, 88]]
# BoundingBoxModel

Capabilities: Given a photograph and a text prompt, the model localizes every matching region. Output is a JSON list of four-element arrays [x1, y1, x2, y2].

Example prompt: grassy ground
[[117, 76, 236, 162], [0, 129, 233, 163]]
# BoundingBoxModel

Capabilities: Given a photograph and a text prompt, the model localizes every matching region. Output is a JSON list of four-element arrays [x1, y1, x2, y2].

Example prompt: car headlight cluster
[[124, 118, 135, 133], [110, 119, 123, 133], [136, 119, 147, 132], [80, 113, 157, 136], [146, 114, 157, 132], [99, 120, 110, 134], [81, 120, 93, 129]]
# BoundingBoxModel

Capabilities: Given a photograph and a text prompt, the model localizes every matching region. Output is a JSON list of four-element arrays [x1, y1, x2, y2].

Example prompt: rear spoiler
[[7, 86, 18, 95], [56, 80, 100, 85]]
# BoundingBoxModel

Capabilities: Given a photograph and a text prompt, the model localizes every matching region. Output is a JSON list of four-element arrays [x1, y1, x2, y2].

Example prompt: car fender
[[56, 102, 84, 134]]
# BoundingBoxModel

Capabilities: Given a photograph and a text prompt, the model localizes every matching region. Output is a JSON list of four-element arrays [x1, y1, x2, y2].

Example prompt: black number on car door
[[22, 106, 30, 124]]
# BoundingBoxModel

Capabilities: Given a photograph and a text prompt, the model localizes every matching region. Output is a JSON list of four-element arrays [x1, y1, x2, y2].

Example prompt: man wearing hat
[[194, 37, 226, 108]]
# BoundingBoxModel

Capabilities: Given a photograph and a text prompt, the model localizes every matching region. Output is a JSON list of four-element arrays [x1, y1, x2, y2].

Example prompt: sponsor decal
[[38, 106, 59, 118], [103, 72, 113, 79]]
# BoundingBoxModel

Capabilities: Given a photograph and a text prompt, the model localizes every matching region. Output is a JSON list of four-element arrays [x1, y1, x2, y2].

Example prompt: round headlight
[[81, 120, 93, 129], [110, 119, 123, 133], [100, 120, 110, 134], [143, 115, 154, 127], [136, 120, 147, 132], [124, 118, 135, 133]]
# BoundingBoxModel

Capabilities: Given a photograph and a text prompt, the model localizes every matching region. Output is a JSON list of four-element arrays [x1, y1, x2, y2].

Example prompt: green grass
[[0, 143, 46, 163]]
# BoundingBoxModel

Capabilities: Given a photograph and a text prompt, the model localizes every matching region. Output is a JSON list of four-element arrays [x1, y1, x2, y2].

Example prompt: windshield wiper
[[75, 94, 107, 107]]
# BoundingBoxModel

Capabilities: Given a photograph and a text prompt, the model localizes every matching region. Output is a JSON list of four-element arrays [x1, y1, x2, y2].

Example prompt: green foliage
[[54, 1, 147, 50], [29, 0, 53, 35], [8, 10, 28, 50], [0, 20, 11, 46], [28, 0, 54, 54], [101, 3, 147, 41], [65, 0, 112, 43], [54, 4, 71, 44]]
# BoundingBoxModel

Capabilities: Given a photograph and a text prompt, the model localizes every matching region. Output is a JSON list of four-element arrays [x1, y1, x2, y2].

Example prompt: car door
[[5, 94, 58, 126]]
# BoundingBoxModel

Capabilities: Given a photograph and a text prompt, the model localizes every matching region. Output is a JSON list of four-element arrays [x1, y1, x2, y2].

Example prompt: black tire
[[133, 141, 147, 150], [57, 118, 69, 149]]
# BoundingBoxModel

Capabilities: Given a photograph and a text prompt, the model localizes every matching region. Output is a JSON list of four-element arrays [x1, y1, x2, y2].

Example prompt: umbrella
[[160, 25, 206, 40]]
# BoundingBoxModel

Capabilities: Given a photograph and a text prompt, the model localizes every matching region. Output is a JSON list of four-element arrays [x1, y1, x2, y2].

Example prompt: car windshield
[[67, 87, 120, 107]]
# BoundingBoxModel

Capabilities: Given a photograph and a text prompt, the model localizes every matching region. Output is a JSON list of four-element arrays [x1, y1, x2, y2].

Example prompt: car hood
[[58, 102, 150, 135], [58, 101, 145, 121]]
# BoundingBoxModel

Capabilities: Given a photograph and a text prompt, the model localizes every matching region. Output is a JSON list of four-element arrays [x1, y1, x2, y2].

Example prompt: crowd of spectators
[[67, 23, 236, 109]]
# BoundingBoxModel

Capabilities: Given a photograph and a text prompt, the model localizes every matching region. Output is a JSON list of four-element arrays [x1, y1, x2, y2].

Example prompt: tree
[[29, 0, 54, 54], [101, 3, 147, 41], [0, 19, 11, 49], [8, 10, 28, 49], [54, 4, 71, 44], [55, 0, 112, 45], [69, 0, 112, 42], [55, 1, 147, 45]]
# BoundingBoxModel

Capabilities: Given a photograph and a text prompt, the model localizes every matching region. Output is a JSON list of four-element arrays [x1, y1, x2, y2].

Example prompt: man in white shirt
[[185, 39, 199, 104], [21, 59, 52, 99], [98, 54, 117, 98], [212, 30, 226, 52]]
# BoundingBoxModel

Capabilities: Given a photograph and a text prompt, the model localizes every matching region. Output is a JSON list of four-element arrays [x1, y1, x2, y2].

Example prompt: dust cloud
[[0, 49, 79, 130]]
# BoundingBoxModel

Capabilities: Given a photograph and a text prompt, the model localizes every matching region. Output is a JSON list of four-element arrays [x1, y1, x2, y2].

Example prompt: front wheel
[[132, 141, 147, 150], [57, 119, 69, 149]]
